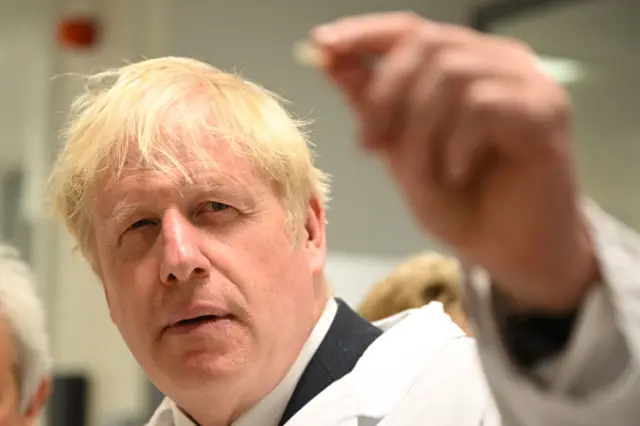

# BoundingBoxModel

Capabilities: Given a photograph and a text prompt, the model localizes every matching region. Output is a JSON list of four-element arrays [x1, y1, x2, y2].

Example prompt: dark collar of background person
[[492, 286, 579, 369], [278, 299, 383, 426]]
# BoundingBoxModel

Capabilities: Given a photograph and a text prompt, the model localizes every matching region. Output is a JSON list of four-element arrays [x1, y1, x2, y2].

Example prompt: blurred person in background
[[47, 11, 640, 426], [358, 252, 471, 335], [0, 244, 51, 425]]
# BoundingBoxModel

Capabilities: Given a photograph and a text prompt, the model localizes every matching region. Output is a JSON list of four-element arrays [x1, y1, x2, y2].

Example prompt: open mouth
[[163, 307, 235, 336], [174, 315, 227, 327]]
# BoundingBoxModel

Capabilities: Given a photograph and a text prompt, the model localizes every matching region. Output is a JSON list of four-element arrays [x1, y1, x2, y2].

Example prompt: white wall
[[326, 252, 407, 307]]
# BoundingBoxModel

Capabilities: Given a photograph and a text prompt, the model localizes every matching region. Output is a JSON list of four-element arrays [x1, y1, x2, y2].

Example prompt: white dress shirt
[[151, 298, 338, 426]]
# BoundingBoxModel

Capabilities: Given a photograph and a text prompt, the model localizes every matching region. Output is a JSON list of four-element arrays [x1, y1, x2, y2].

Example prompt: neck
[[177, 382, 251, 426]]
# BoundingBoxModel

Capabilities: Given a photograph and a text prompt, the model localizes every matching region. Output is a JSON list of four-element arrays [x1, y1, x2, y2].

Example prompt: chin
[[182, 348, 249, 379], [160, 334, 253, 385]]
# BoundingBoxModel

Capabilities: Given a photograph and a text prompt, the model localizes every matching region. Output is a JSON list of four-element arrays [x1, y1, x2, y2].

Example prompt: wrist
[[501, 221, 600, 315]]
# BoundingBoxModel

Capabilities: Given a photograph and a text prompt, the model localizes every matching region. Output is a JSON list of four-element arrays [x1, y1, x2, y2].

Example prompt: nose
[[159, 208, 211, 285]]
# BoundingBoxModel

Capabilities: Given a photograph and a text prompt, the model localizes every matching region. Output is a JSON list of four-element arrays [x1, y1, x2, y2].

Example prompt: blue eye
[[203, 201, 229, 212]]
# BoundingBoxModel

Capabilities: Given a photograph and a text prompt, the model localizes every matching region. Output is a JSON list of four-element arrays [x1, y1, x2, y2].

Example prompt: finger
[[311, 12, 424, 58], [312, 15, 482, 68], [360, 33, 431, 149], [446, 80, 514, 185], [451, 79, 570, 186], [398, 50, 477, 183], [401, 47, 527, 183], [349, 28, 486, 149], [324, 59, 373, 113]]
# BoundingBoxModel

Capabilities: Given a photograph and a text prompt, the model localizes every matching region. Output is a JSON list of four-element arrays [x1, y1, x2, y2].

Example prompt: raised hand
[[309, 12, 598, 312]]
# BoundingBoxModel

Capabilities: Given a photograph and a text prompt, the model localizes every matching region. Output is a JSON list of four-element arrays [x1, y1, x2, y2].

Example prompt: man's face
[[92, 142, 328, 412]]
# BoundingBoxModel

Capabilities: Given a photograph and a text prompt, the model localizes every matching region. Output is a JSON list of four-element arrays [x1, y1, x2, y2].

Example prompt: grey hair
[[0, 244, 51, 412]]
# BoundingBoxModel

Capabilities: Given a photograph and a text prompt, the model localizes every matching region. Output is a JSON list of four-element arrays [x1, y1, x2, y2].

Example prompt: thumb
[[324, 62, 372, 113]]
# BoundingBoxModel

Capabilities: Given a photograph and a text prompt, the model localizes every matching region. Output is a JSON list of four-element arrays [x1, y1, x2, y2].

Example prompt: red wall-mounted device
[[57, 17, 99, 49]]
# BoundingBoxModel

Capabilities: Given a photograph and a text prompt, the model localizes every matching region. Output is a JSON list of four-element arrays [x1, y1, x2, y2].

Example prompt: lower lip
[[165, 317, 234, 336]]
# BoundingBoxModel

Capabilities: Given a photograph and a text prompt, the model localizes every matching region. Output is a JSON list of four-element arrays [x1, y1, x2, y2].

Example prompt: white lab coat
[[148, 200, 640, 425], [465, 199, 640, 425], [284, 304, 497, 425], [148, 303, 497, 426]]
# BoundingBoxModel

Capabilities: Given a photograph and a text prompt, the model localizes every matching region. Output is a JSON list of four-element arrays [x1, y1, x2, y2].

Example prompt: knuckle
[[464, 82, 505, 117], [509, 37, 533, 52], [392, 11, 422, 29], [367, 83, 392, 111], [433, 50, 465, 77], [526, 83, 572, 127], [494, 35, 535, 55], [409, 25, 431, 47], [430, 49, 476, 87]]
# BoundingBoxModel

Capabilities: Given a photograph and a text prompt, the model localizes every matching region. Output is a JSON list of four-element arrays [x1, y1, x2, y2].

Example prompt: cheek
[[230, 212, 295, 272], [255, 241, 315, 317], [101, 258, 156, 332], [230, 219, 312, 305]]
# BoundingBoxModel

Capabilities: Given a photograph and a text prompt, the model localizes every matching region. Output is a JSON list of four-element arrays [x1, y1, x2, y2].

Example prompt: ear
[[302, 194, 326, 277], [23, 378, 51, 424]]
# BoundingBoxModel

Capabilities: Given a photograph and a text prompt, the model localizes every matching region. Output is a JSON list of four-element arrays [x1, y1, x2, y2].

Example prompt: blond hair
[[47, 57, 331, 259], [358, 252, 469, 333]]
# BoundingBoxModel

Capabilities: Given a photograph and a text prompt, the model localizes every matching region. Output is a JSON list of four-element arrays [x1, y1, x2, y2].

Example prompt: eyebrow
[[107, 181, 254, 224], [109, 200, 142, 224]]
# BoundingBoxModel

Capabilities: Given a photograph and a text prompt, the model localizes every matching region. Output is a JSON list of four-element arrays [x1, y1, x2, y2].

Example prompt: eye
[[128, 218, 158, 231], [201, 201, 230, 213]]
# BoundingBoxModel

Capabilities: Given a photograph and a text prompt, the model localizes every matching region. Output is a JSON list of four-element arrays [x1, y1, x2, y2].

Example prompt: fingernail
[[312, 25, 336, 45]]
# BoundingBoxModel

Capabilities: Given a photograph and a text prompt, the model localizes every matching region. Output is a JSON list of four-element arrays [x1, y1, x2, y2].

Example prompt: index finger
[[310, 11, 425, 58]]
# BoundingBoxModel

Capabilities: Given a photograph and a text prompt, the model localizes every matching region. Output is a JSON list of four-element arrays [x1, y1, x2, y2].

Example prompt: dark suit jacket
[[278, 299, 382, 425]]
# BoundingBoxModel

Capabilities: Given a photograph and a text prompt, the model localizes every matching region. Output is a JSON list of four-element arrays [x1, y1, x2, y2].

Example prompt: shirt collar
[[172, 298, 338, 426]]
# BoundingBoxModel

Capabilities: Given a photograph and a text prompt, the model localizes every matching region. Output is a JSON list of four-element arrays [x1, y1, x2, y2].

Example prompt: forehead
[[92, 150, 271, 222]]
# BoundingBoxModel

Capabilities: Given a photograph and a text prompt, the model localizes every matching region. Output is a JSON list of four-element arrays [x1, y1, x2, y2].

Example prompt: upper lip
[[166, 303, 231, 328]]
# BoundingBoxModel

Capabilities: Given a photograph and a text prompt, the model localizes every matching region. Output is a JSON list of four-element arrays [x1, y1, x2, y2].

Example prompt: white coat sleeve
[[465, 199, 640, 426]]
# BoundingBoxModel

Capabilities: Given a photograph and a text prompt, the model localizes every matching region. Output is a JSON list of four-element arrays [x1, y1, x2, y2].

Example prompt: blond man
[[48, 11, 640, 426]]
